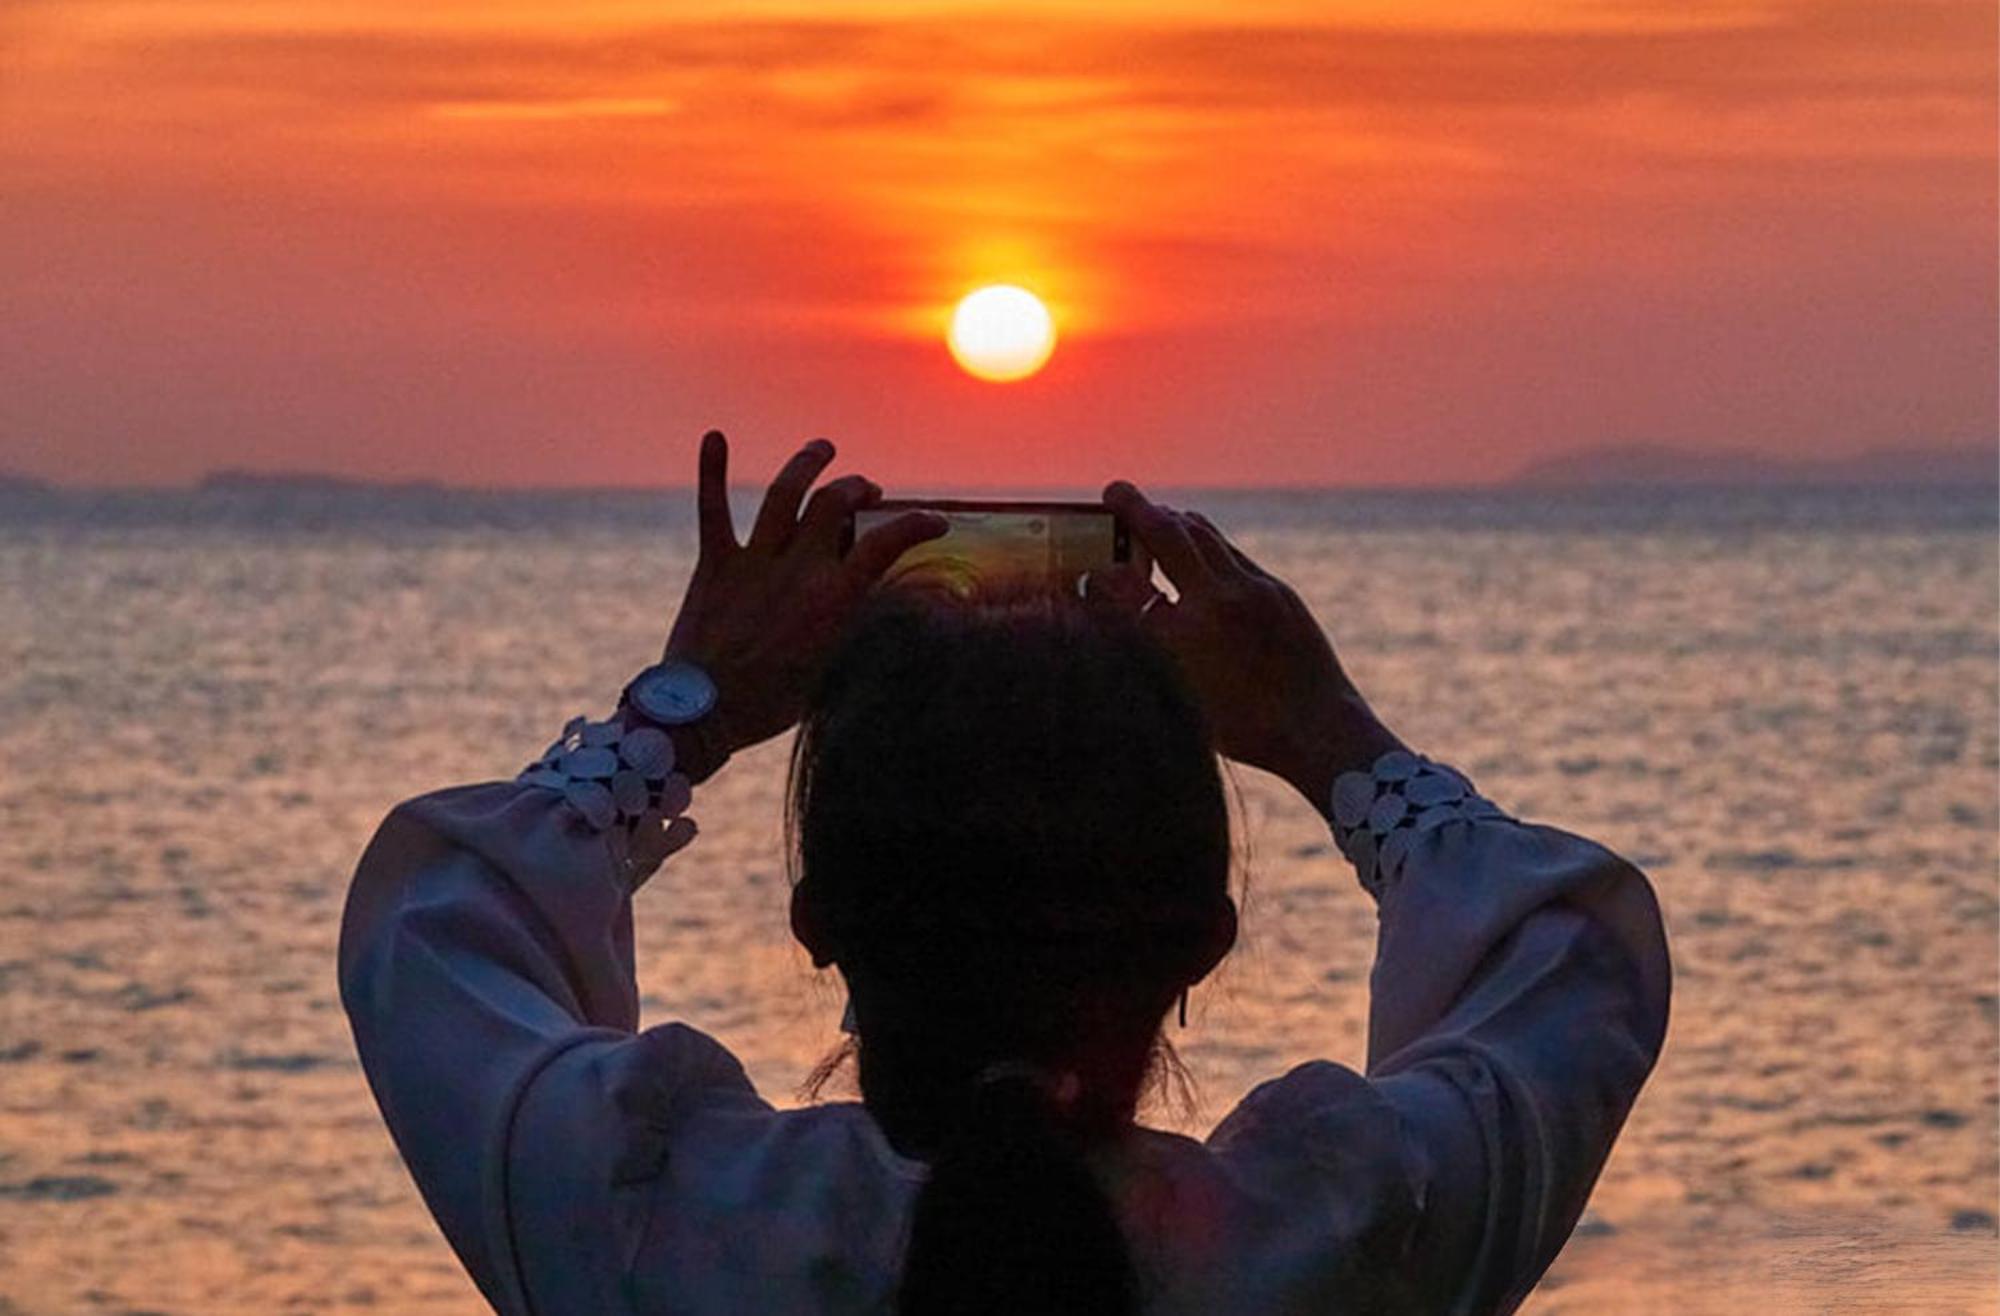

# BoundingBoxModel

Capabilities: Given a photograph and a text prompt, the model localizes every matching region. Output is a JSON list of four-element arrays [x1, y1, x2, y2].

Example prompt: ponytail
[[897, 1067, 1139, 1316]]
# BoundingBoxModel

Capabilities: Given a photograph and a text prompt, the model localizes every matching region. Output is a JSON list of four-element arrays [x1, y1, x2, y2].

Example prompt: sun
[[946, 285, 1056, 382]]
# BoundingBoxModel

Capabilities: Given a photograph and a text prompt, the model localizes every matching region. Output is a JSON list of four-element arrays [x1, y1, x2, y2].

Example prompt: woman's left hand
[[659, 430, 947, 760]]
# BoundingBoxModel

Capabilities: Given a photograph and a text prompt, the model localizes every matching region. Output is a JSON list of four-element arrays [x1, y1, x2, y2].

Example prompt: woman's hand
[[659, 430, 947, 760], [1094, 481, 1405, 807]]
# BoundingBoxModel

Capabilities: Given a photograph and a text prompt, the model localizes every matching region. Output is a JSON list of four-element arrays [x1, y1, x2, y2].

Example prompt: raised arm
[[337, 432, 946, 1313], [1097, 483, 1671, 1314]]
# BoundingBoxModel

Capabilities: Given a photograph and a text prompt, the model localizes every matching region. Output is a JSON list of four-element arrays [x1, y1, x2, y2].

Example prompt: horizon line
[[6, 477, 1996, 497], [3, 438, 1995, 496]]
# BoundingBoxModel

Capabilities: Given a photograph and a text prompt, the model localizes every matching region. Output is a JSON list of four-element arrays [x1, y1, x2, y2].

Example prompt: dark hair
[[784, 581, 1235, 1315]]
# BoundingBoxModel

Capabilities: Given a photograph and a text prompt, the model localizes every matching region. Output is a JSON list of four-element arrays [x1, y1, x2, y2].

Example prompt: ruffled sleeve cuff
[[1324, 749, 1512, 902], [512, 711, 701, 895]]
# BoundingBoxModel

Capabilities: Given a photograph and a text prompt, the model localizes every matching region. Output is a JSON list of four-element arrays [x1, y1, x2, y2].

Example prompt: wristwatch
[[619, 658, 729, 782], [623, 658, 719, 725]]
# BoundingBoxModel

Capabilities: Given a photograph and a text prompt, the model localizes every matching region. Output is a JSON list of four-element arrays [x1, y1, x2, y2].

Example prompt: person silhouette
[[339, 431, 1670, 1315]]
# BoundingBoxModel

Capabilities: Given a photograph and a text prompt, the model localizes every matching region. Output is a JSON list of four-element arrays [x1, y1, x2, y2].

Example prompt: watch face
[[633, 661, 717, 724]]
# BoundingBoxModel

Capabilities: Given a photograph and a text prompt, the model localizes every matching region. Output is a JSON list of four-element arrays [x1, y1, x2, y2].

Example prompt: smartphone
[[844, 498, 1136, 596]]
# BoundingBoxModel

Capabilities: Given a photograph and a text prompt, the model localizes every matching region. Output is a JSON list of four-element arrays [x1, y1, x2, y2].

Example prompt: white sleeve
[[336, 714, 764, 1315], [1341, 759, 1672, 1314], [1209, 756, 1671, 1315]]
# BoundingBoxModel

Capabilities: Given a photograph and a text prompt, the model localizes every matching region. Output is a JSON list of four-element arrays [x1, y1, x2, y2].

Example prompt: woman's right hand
[[660, 431, 948, 768], [1094, 481, 1406, 807]]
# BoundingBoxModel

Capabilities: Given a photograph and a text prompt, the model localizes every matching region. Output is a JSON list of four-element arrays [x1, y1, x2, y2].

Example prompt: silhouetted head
[[785, 579, 1238, 1314]]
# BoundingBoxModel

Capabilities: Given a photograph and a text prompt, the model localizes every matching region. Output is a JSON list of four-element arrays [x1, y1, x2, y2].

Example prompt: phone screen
[[850, 500, 1126, 596]]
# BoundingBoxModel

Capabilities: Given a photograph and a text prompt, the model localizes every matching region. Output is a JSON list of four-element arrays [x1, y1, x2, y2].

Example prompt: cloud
[[424, 96, 682, 121], [4, 0, 1987, 345], [18, 1, 1994, 122], [11, 0, 1987, 235]]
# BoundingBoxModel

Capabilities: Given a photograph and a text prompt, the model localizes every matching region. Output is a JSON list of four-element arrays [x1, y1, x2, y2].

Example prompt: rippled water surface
[[1, 485, 1994, 1313]]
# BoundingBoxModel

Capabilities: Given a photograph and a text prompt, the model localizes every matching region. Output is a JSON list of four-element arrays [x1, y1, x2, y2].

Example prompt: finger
[[1186, 510, 1270, 578], [1126, 536, 1154, 581], [1180, 511, 1242, 579], [847, 510, 950, 582], [749, 437, 837, 553], [799, 474, 878, 554], [1103, 480, 1211, 592], [697, 429, 736, 555], [1079, 560, 1158, 614]]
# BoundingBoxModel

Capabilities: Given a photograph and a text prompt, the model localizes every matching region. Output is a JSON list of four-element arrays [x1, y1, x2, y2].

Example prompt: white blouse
[[338, 718, 1670, 1316]]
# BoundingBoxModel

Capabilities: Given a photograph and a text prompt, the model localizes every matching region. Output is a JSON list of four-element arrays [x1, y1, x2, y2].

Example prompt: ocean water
[[0, 484, 1994, 1313]]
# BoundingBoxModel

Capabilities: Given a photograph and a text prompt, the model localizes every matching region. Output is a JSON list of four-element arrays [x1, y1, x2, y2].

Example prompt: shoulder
[[509, 1022, 769, 1212], [1200, 1064, 1424, 1296], [509, 1038, 919, 1312], [655, 1098, 927, 1215], [620, 1099, 922, 1312], [519, 1030, 918, 1205], [1209, 1060, 1391, 1165], [1208, 1061, 1422, 1220], [597, 1024, 770, 1179], [1052, 1070, 1430, 1313]]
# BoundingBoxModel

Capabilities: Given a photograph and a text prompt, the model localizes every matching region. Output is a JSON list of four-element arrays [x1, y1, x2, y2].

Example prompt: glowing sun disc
[[947, 285, 1056, 382]]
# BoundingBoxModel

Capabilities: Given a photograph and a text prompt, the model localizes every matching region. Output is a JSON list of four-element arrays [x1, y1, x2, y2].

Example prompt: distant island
[[0, 472, 56, 495], [4, 448, 1994, 496], [189, 445, 2000, 491], [1511, 443, 1996, 488]]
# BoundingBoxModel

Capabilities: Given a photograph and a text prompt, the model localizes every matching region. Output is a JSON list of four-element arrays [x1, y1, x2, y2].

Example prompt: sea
[[1, 482, 1995, 1313]]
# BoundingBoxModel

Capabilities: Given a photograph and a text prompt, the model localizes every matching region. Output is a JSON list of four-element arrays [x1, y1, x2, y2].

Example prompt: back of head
[[785, 580, 1235, 1315]]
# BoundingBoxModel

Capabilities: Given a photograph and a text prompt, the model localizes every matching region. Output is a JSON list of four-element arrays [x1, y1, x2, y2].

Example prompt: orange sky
[[1, 0, 1993, 488]]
